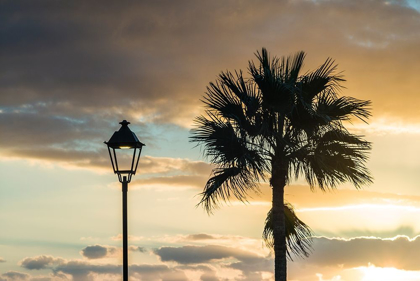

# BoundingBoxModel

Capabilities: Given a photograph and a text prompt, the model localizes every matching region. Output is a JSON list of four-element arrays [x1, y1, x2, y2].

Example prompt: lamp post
[[105, 120, 145, 281]]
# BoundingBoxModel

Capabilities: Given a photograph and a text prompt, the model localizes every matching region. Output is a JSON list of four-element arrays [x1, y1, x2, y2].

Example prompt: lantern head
[[105, 120, 145, 183]]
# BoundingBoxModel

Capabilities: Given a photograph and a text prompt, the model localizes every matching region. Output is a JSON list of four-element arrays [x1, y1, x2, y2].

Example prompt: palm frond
[[191, 114, 242, 163], [249, 48, 295, 113], [198, 166, 259, 213], [301, 57, 345, 101], [203, 71, 266, 138], [316, 91, 372, 123], [289, 128, 373, 190], [263, 203, 313, 259], [284, 51, 306, 84], [191, 113, 267, 179], [203, 80, 245, 123]]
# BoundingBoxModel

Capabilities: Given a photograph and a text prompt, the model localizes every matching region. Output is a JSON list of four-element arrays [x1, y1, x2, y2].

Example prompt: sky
[[1, 0, 420, 280]]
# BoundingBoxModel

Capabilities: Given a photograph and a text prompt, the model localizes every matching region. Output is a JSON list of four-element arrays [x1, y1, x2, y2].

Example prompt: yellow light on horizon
[[119, 146, 132, 149], [358, 264, 420, 281], [294, 203, 420, 236]]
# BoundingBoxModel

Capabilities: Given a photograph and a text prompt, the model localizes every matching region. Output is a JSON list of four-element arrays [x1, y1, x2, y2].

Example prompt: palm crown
[[191, 48, 372, 273]]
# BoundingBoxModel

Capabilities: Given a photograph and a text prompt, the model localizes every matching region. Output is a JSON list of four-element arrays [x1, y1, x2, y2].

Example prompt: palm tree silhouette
[[191, 48, 372, 280]]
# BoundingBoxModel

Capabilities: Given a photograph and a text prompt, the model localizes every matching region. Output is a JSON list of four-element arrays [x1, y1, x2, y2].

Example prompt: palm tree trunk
[[272, 163, 287, 281]]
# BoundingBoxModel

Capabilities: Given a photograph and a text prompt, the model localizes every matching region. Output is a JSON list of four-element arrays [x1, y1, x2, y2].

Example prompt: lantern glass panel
[[114, 147, 137, 174]]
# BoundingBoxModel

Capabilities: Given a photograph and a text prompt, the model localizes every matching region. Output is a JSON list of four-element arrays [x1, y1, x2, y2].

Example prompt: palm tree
[[191, 48, 372, 280]]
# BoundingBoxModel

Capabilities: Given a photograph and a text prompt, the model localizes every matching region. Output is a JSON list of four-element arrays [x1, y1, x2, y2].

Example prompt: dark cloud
[[18, 251, 226, 280], [80, 244, 145, 259], [20, 255, 63, 270], [52, 261, 120, 281], [0, 112, 106, 148], [2, 0, 420, 169], [1, 271, 30, 280], [200, 273, 220, 281], [1, 0, 418, 116], [307, 235, 420, 270], [80, 245, 109, 259], [0, 111, 151, 171], [53, 261, 189, 281], [20, 236, 420, 281], [185, 234, 216, 241], [0, 0, 210, 122], [154, 244, 273, 280], [154, 245, 258, 264]]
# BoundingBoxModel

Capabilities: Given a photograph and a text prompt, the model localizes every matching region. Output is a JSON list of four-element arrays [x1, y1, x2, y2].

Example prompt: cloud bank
[[2, 0, 420, 169]]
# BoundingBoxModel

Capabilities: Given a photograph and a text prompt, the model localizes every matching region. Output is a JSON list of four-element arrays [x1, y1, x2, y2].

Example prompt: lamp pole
[[122, 176, 128, 281], [105, 120, 144, 281]]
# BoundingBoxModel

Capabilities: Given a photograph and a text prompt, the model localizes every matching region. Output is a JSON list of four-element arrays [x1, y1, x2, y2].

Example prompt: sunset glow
[[358, 264, 420, 281], [1, 0, 420, 280]]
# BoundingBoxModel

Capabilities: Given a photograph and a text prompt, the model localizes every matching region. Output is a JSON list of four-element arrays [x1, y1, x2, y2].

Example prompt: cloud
[[154, 244, 273, 280], [129, 264, 189, 281], [0, 271, 30, 280], [129, 246, 147, 253], [18, 236, 420, 280], [179, 234, 266, 254], [112, 234, 420, 280], [129, 233, 269, 259], [2, 0, 420, 168], [19, 258, 191, 281], [80, 245, 112, 259], [154, 245, 259, 265], [18, 249, 266, 281], [80, 244, 146, 259], [129, 157, 212, 190], [185, 234, 216, 241], [134, 157, 212, 176], [111, 234, 143, 241], [0, 257, 5, 263], [54, 262, 216, 281], [19, 255, 64, 270], [0, 271, 71, 281], [175, 265, 220, 281], [223, 184, 420, 239], [52, 261, 121, 281], [306, 235, 420, 270]]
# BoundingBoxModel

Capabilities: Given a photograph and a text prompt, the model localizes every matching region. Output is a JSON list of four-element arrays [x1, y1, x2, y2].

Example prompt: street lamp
[[105, 120, 145, 281]]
